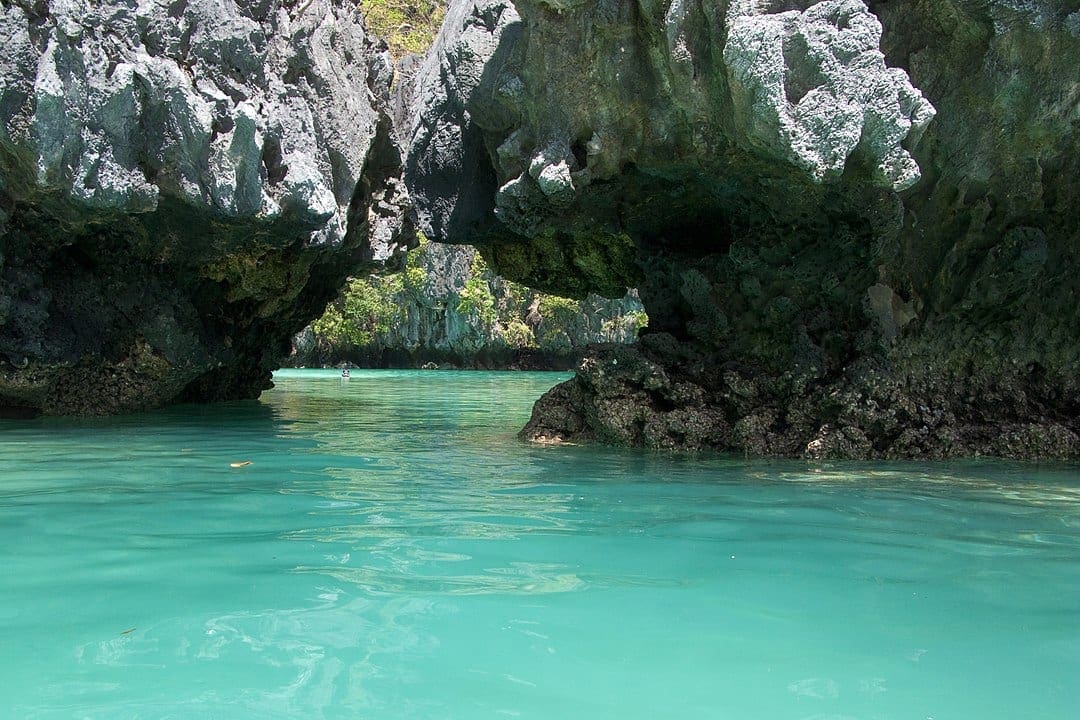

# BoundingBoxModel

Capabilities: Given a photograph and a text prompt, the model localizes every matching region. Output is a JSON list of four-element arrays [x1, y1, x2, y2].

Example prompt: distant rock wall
[[0, 0, 411, 415], [289, 240, 645, 368], [400, 0, 1079, 458]]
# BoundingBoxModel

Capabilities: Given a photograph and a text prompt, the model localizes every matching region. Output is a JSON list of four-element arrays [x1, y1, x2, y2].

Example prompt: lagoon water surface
[[2, 369, 1078, 719]]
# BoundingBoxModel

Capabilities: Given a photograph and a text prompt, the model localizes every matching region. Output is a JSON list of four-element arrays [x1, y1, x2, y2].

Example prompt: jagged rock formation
[[401, 0, 1079, 458], [289, 240, 645, 368], [0, 0, 411, 415]]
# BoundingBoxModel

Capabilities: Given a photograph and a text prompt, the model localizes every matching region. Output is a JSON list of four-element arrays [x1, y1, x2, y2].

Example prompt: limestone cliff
[[401, 0, 1079, 458], [290, 240, 645, 368], [0, 0, 411, 415]]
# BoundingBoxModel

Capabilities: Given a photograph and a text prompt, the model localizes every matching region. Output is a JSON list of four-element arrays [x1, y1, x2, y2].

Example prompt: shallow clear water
[[2, 369, 1078, 719]]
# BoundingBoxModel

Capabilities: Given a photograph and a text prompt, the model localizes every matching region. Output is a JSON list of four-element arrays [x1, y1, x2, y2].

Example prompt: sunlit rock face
[[288, 240, 646, 369], [0, 0, 411, 415], [402, 0, 1079, 458]]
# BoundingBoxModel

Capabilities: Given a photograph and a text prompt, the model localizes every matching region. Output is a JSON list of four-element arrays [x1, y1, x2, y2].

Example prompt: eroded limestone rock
[[403, 0, 1079, 459], [725, 0, 936, 190], [0, 0, 411, 415], [402, 0, 937, 300]]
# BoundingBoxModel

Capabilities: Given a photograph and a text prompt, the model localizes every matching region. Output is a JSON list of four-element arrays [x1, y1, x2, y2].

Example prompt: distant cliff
[[290, 238, 645, 368], [400, 0, 1079, 459]]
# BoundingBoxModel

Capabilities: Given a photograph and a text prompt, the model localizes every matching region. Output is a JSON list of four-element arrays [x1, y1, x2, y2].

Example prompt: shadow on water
[[0, 396, 285, 436], [0, 399, 309, 500]]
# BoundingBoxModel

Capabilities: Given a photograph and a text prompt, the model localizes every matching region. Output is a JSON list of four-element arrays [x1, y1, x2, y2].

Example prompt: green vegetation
[[303, 240, 646, 365], [312, 274, 404, 347], [537, 295, 582, 325], [455, 254, 497, 328], [502, 319, 537, 350], [401, 233, 428, 291], [359, 0, 446, 57], [536, 294, 582, 349], [485, 228, 642, 299]]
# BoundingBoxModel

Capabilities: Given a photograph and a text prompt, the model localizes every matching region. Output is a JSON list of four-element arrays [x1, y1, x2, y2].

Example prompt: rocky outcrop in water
[[401, 0, 1079, 458], [0, 0, 411, 415]]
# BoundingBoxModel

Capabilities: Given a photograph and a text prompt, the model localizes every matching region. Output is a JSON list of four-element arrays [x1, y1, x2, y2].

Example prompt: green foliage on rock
[[536, 294, 583, 350], [455, 254, 497, 328], [302, 240, 646, 367], [602, 310, 648, 338], [484, 228, 642, 300], [627, 310, 648, 332], [502, 319, 537, 350], [359, 0, 446, 57], [401, 232, 429, 291], [537, 295, 582, 325], [312, 275, 403, 347]]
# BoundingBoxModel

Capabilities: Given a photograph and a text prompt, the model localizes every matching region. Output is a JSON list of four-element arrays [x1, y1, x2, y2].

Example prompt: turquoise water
[[2, 369, 1078, 720]]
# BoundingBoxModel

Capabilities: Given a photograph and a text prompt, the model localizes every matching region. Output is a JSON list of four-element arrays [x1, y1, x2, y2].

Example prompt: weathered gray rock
[[402, 0, 1079, 459], [0, 0, 411, 415], [725, 0, 936, 190], [402, 0, 935, 292]]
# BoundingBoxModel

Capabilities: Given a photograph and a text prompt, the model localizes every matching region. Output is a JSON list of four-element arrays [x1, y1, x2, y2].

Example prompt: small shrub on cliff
[[538, 294, 582, 326], [453, 253, 497, 328], [313, 276, 402, 346], [504, 279, 533, 315], [359, 0, 446, 57], [502, 319, 537, 349], [402, 234, 429, 293], [628, 310, 648, 332]]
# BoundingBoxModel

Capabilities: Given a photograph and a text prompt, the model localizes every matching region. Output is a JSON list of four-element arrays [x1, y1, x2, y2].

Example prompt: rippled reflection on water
[[1, 369, 1078, 719]]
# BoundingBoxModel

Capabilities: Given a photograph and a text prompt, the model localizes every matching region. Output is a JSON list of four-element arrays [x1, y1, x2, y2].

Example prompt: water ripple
[[1, 370, 1077, 720]]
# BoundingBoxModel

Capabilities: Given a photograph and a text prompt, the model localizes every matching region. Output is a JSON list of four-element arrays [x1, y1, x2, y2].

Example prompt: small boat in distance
[[341, 368, 350, 379]]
